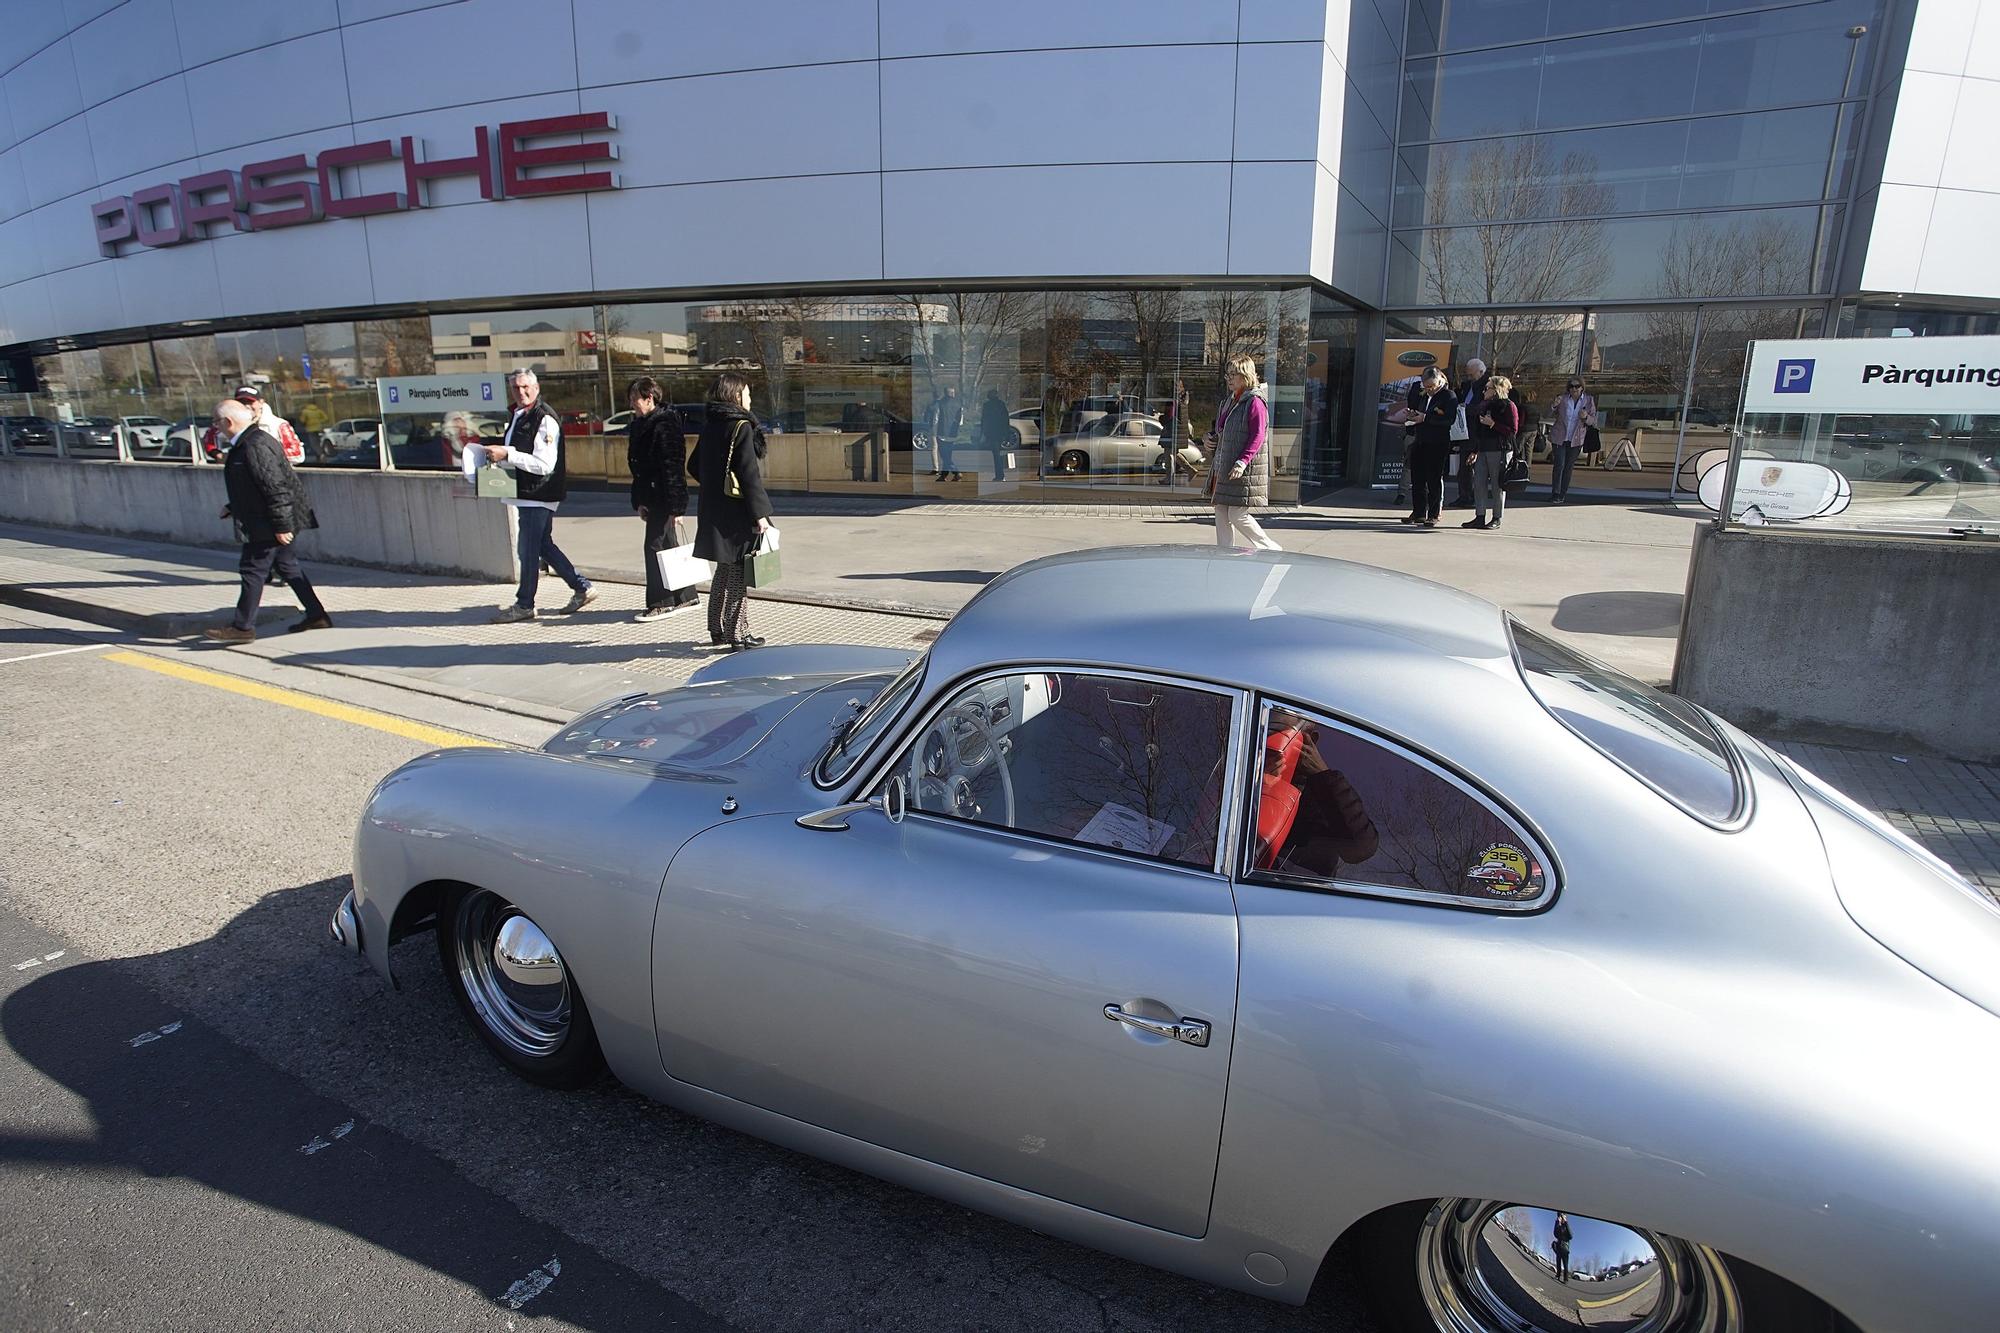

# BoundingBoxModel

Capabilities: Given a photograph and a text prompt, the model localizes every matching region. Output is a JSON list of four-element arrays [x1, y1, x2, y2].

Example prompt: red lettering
[[319, 140, 405, 218], [402, 126, 495, 205], [179, 170, 244, 236], [499, 112, 618, 198], [242, 154, 323, 230], [92, 196, 135, 256], [131, 183, 186, 246]]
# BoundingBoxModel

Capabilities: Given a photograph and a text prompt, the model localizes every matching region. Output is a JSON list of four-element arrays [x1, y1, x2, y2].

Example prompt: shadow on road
[[1551, 591, 1684, 638]]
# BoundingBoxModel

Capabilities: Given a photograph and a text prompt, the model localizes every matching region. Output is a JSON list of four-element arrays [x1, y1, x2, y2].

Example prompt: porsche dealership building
[[3, 0, 1999, 503]]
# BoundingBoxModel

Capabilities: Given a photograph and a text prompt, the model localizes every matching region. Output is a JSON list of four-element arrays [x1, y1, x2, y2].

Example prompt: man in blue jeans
[[485, 368, 595, 623]]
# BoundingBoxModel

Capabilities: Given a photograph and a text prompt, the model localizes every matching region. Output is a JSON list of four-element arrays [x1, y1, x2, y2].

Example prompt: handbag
[[1583, 425, 1603, 455], [475, 463, 516, 499], [745, 525, 781, 588], [654, 519, 712, 591], [1449, 404, 1470, 443], [722, 422, 747, 499], [1502, 454, 1530, 487]]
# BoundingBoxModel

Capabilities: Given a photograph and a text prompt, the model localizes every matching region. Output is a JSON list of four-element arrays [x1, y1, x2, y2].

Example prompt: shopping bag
[[656, 525, 712, 591], [1448, 405, 1470, 442], [745, 527, 782, 588], [475, 464, 516, 499]]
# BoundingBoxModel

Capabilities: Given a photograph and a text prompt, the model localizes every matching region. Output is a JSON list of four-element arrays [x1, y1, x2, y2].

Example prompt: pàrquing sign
[[90, 113, 619, 258], [1744, 335, 2000, 415]]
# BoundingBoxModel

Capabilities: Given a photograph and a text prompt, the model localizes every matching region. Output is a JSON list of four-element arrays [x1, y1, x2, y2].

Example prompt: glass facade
[[5, 285, 1346, 503]]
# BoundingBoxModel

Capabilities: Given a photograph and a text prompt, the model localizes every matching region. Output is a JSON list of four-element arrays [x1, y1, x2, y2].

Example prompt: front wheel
[[437, 887, 606, 1087], [1358, 1199, 1829, 1333], [1056, 449, 1090, 475]]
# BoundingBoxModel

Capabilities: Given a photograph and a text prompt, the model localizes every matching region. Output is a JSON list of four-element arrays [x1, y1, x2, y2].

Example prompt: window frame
[[812, 651, 929, 790], [1508, 619, 1751, 831], [848, 662, 1251, 877], [1237, 696, 1562, 915]]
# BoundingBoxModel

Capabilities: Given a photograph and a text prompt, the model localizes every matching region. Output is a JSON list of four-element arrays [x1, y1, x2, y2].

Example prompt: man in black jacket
[[626, 376, 697, 622], [203, 399, 330, 643]]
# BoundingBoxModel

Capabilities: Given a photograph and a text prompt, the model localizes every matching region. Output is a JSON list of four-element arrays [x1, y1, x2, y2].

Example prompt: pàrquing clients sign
[[1744, 334, 2000, 415]]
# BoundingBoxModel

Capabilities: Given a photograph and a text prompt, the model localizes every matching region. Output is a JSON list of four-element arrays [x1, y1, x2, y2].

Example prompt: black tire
[[1352, 1200, 1837, 1333], [1057, 449, 1090, 475], [436, 887, 606, 1088]]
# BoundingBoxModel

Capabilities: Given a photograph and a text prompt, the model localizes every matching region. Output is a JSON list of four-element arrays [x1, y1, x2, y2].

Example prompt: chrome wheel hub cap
[[1415, 1199, 1740, 1333], [453, 891, 572, 1058]]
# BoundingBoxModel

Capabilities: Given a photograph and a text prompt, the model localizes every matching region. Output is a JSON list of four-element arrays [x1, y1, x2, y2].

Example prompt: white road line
[[127, 1020, 184, 1048], [0, 644, 111, 665], [300, 1119, 357, 1155], [501, 1256, 561, 1310]]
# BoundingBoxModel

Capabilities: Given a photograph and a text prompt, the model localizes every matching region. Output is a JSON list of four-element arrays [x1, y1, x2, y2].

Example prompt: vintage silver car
[[335, 547, 2000, 1333]]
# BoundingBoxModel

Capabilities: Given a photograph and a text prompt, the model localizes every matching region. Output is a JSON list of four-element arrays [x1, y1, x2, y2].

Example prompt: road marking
[[1578, 1271, 1660, 1309], [501, 1256, 561, 1310], [299, 1119, 357, 1156], [10, 951, 63, 972], [103, 650, 497, 750], [128, 1020, 183, 1048], [0, 644, 109, 665]]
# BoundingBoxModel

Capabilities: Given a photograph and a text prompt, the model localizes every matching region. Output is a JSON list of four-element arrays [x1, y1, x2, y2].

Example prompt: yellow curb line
[[104, 650, 499, 750]]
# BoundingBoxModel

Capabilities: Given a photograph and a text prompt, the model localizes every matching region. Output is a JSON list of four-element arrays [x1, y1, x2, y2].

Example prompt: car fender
[[1204, 757, 2000, 1327], [351, 745, 725, 1084]]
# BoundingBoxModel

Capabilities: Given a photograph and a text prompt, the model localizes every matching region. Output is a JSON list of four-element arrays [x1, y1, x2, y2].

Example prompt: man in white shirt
[[483, 368, 595, 623]]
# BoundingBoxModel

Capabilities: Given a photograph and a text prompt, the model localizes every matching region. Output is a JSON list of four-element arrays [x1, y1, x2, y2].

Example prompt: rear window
[[1510, 623, 1744, 826]]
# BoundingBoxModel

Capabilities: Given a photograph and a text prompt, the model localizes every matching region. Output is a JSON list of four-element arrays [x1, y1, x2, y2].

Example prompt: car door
[[653, 668, 1244, 1237]]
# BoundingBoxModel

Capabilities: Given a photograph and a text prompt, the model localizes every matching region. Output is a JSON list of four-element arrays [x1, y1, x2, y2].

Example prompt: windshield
[[816, 652, 926, 787], [1511, 622, 1743, 826]]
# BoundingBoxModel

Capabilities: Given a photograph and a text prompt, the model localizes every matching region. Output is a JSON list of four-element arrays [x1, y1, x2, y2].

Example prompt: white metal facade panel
[[1, 0, 1379, 345]]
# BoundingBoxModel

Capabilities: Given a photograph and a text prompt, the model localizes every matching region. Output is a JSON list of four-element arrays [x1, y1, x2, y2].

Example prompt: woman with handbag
[[1202, 355, 1280, 549], [1462, 374, 1518, 530], [1402, 366, 1459, 527], [688, 372, 775, 651]]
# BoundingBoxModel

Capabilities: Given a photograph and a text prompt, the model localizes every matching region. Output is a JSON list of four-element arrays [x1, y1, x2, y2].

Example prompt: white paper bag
[[655, 542, 712, 591]]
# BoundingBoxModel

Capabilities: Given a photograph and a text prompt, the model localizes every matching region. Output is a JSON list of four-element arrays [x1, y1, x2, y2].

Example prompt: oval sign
[[1697, 458, 1845, 521], [1396, 350, 1438, 368]]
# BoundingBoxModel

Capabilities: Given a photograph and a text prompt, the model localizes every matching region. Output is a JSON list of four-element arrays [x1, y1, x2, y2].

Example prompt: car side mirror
[[795, 774, 906, 832]]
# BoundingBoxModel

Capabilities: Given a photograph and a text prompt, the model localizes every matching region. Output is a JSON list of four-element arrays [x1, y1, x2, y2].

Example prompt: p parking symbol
[[1774, 359, 1815, 394]]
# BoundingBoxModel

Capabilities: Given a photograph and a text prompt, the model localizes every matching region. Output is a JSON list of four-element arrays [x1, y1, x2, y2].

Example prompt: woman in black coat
[[1402, 366, 1459, 527], [688, 373, 775, 650]]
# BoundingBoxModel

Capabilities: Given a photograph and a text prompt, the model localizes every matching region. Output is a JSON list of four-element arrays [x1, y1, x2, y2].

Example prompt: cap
[[234, 384, 262, 399]]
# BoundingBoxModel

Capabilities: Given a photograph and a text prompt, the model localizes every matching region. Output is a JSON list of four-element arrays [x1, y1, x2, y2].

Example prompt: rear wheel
[[1357, 1199, 1830, 1333], [1057, 449, 1090, 475], [437, 887, 605, 1087]]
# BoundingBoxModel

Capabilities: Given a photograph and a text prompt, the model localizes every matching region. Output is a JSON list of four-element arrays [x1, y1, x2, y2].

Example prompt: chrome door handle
[[1104, 1003, 1210, 1047]]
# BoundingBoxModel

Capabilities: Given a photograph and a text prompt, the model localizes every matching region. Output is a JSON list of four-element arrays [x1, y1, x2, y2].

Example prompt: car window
[[886, 670, 1233, 869], [817, 652, 927, 787], [1510, 621, 1743, 826], [1246, 702, 1550, 909]]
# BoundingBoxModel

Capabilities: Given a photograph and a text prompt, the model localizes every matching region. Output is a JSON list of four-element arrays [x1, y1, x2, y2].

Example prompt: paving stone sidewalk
[[4, 520, 1997, 904]]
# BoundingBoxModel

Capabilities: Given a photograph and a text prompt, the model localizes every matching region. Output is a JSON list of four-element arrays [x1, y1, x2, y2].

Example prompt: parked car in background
[[1009, 407, 1044, 450], [116, 415, 171, 451], [166, 417, 202, 456], [60, 417, 120, 456], [602, 410, 634, 435], [1, 415, 61, 452], [559, 411, 600, 437], [318, 419, 380, 459], [1042, 414, 1200, 477], [334, 547, 2000, 1333]]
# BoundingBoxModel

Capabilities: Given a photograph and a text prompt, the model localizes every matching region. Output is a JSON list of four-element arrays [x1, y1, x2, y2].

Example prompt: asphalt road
[[0, 608, 1376, 1332]]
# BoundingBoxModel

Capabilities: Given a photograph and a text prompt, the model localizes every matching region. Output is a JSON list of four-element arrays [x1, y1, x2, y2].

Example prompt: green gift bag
[[745, 526, 781, 588], [475, 464, 517, 499]]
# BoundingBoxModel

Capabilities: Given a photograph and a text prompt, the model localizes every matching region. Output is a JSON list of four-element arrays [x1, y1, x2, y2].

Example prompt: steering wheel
[[907, 702, 1015, 828]]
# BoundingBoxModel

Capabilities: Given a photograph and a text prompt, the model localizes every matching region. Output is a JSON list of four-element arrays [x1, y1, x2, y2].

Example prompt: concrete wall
[[1675, 524, 2000, 763], [0, 456, 519, 580]]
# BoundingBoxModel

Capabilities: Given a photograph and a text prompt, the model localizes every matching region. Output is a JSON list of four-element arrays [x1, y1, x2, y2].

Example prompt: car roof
[[930, 546, 1526, 737]]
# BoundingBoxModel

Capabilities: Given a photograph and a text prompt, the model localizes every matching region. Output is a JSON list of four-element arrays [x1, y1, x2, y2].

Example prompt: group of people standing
[[1396, 361, 1599, 527], [923, 385, 1013, 483]]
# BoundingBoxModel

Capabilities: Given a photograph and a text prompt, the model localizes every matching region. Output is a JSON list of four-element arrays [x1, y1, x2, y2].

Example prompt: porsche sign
[[89, 113, 619, 257]]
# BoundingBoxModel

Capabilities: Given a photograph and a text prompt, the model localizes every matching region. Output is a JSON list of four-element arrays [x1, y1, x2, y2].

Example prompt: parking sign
[[1773, 360, 1814, 394]]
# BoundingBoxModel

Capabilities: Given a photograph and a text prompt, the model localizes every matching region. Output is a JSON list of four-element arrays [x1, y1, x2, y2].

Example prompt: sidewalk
[[2, 513, 1995, 904]]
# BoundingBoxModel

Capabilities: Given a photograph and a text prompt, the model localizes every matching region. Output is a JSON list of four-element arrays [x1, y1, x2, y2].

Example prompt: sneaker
[[288, 614, 334, 633], [1460, 517, 1487, 529], [633, 606, 680, 623], [1420, 518, 1439, 528], [1488, 518, 1502, 529], [733, 634, 768, 649], [1399, 514, 1421, 525], [201, 624, 254, 643], [559, 587, 598, 615], [490, 604, 536, 624]]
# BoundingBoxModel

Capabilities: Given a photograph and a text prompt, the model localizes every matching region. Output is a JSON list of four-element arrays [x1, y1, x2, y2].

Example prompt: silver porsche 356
[[335, 546, 2000, 1333]]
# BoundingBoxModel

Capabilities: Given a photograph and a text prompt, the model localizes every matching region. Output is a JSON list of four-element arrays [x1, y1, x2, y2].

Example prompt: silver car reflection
[[335, 547, 2000, 1333]]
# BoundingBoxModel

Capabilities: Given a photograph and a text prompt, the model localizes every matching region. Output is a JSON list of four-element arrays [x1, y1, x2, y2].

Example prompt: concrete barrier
[[1674, 523, 2000, 763], [0, 456, 519, 580]]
